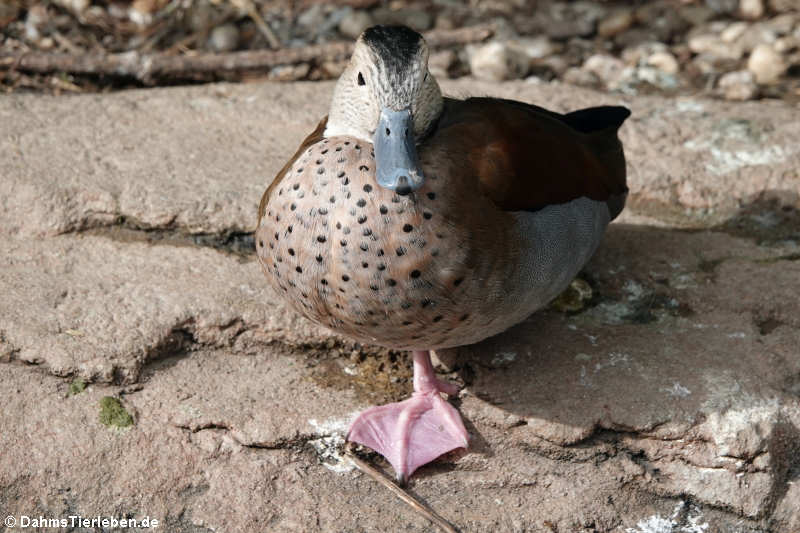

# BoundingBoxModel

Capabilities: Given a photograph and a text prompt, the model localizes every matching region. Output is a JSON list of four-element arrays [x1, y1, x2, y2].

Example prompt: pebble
[[720, 21, 749, 43], [467, 41, 529, 82], [583, 54, 625, 85], [372, 7, 432, 32], [718, 70, 759, 99], [597, 9, 634, 38], [562, 66, 600, 87], [338, 9, 373, 40], [688, 33, 744, 60], [747, 43, 787, 83], [647, 51, 680, 74], [428, 50, 456, 79], [208, 23, 239, 52], [739, 0, 764, 20]]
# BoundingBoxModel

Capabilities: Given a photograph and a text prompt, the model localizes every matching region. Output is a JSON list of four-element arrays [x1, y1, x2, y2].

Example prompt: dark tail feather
[[566, 106, 630, 221], [563, 106, 631, 134]]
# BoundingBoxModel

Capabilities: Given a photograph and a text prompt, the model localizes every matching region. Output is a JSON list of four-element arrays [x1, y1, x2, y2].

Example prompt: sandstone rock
[[748, 43, 787, 83], [688, 33, 745, 60], [2, 80, 800, 532], [718, 69, 759, 100]]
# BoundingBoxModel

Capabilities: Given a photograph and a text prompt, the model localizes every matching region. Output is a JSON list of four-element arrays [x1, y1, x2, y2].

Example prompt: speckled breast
[[255, 136, 494, 350]]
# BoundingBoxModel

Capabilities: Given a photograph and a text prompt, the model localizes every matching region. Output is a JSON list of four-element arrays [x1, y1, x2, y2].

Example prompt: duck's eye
[[357, 72, 365, 86]]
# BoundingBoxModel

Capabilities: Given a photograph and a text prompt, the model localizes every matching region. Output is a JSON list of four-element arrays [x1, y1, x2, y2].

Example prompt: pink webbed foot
[[347, 350, 468, 483]]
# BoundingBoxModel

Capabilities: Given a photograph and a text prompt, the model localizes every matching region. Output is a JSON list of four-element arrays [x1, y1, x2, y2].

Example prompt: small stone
[[738, 0, 764, 20], [705, 0, 739, 14], [747, 43, 787, 84], [583, 54, 625, 85], [647, 51, 680, 75], [767, 0, 796, 13], [24, 4, 48, 41], [428, 50, 456, 79], [721, 21, 749, 43], [54, 0, 89, 13], [467, 42, 529, 82], [597, 9, 634, 38], [678, 5, 715, 26], [338, 10, 373, 40], [718, 70, 759, 100], [774, 36, 799, 54], [507, 36, 560, 60], [689, 33, 744, 60], [0, 2, 19, 25], [737, 22, 778, 52], [208, 23, 240, 52], [372, 7, 432, 32], [562, 66, 600, 87]]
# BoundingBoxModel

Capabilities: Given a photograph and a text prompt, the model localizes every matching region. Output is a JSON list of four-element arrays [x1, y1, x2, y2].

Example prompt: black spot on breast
[[342, 274, 350, 282], [356, 198, 367, 208], [321, 279, 328, 285], [316, 255, 323, 262], [340, 240, 347, 247], [287, 225, 293, 233], [359, 165, 369, 172], [296, 266, 303, 273], [317, 168, 324, 175], [403, 224, 413, 233], [293, 183, 300, 190], [359, 243, 368, 251], [410, 270, 421, 278], [377, 249, 385, 257], [290, 203, 296, 211], [396, 247, 406, 256], [370, 284, 379, 291], [358, 215, 367, 224], [362, 262, 369, 268], [317, 235, 326, 243], [363, 184, 373, 193], [319, 207, 328, 215], [379, 205, 388, 215], [338, 171, 345, 178], [377, 263, 386, 271], [330, 196, 336, 203], [387, 279, 397, 286], [423, 212, 432, 220], [288, 248, 295, 256], [362, 228, 372, 236]]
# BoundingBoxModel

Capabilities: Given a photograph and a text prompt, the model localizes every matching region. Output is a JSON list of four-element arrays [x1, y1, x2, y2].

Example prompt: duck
[[255, 25, 630, 483]]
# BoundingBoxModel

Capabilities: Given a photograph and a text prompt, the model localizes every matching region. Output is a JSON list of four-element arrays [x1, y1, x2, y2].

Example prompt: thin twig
[[236, 0, 281, 49], [345, 443, 458, 533], [0, 25, 493, 84]]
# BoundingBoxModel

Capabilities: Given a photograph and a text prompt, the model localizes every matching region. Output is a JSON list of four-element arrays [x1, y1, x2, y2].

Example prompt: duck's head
[[325, 25, 443, 195]]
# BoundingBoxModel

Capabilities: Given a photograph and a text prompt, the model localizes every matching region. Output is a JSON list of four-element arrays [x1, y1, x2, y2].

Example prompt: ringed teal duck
[[255, 25, 630, 483]]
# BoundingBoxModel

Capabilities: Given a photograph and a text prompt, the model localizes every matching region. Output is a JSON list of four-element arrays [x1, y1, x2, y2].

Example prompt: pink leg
[[347, 350, 469, 483]]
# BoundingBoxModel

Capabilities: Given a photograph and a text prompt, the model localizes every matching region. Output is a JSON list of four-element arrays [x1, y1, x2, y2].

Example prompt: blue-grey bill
[[373, 107, 424, 195]]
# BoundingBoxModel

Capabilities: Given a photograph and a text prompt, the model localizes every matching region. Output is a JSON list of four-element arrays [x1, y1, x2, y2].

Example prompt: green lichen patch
[[68, 378, 86, 396], [98, 396, 134, 428]]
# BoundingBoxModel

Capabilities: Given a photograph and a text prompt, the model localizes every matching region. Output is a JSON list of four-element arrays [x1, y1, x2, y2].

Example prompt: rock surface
[[2, 80, 800, 532]]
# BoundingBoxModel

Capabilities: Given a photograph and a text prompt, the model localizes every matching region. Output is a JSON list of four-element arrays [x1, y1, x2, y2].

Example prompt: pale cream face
[[324, 37, 444, 143]]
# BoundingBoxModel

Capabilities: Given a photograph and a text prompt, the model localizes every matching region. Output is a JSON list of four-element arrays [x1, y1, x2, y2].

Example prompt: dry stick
[[0, 25, 493, 84], [345, 443, 458, 533]]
